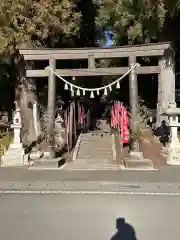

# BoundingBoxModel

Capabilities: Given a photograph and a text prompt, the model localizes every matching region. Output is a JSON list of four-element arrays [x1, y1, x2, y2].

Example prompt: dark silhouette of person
[[110, 218, 137, 240], [56, 96, 65, 118], [154, 120, 170, 147]]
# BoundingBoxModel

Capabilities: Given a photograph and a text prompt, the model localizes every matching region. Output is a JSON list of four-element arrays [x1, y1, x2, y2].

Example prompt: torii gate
[[20, 42, 175, 154]]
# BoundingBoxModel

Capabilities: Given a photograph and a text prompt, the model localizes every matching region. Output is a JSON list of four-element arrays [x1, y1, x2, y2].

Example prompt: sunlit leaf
[[0, 0, 81, 50]]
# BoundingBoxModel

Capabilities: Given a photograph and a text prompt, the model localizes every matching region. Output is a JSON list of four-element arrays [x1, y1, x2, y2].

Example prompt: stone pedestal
[[168, 118, 180, 149], [123, 137, 154, 170], [1, 143, 25, 167], [167, 122, 180, 165], [167, 147, 180, 165], [29, 147, 43, 161], [1, 106, 25, 167], [124, 145, 153, 170], [162, 104, 180, 165]]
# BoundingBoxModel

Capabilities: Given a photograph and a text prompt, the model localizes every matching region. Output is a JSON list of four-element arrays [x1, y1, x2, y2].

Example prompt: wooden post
[[47, 58, 56, 158], [129, 56, 139, 152]]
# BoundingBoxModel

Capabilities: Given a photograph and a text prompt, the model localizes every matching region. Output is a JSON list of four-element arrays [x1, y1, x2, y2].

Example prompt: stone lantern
[[162, 103, 180, 165], [1, 103, 25, 167], [11, 105, 22, 146]]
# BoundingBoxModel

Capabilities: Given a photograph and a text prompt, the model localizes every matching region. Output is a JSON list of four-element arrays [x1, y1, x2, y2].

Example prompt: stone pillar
[[157, 47, 176, 125], [129, 56, 139, 152], [47, 58, 56, 159], [123, 57, 153, 169], [156, 60, 163, 126]]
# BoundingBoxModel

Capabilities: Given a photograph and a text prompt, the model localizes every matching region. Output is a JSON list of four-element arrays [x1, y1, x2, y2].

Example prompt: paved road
[[0, 193, 179, 240], [1, 166, 180, 183]]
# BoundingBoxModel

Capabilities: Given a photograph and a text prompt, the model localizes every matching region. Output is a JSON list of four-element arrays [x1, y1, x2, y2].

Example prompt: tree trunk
[[14, 53, 41, 145]]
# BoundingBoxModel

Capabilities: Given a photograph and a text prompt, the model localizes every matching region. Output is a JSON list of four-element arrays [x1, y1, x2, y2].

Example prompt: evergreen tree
[[0, 0, 81, 144], [94, 0, 167, 44]]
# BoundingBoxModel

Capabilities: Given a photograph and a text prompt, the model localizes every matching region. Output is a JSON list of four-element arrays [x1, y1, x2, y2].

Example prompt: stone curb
[[72, 133, 82, 161]]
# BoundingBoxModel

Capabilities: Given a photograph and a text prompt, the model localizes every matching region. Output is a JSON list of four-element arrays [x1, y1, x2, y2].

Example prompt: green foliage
[[94, 0, 167, 44], [148, 0, 180, 16], [0, 132, 13, 156], [127, 101, 152, 149], [0, 0, 81, 48], [128, 100, 151, 139], [111, 123, 120, 135]]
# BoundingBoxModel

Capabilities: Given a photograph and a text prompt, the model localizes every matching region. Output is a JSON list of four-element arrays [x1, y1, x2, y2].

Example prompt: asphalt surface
[[0, 193, 179, 240], [1, 166, 180, 183], [1, 180, 180, 194]]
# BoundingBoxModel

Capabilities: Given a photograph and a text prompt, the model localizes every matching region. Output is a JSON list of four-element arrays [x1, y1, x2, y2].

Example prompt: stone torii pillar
[[157, 47, 176, 126], [47, 58, 56, 159], [124, 56, 153, 169], [129, 56, 139, 152]]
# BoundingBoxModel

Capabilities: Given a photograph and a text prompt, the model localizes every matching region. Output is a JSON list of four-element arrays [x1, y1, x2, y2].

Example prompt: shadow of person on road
[[110, 217, 137, 240]]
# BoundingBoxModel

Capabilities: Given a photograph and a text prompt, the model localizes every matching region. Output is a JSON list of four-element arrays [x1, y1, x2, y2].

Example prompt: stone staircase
[[64, 131, 119, 170]]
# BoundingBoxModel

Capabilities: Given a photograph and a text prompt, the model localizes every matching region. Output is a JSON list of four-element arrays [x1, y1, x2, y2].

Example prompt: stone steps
[[77, 138, 112, 160], [81, 141, 111, 145], [65, 163, 119, 170], [72, 158, 113, 164], [81, 140, 111, 142], [77, 154, 112, 159], [79, 146, 112, 149], [81, 134, 111, 139], [80, 143, 111, 146], [81, 137, 110, 140], [78, 148, 112, 153], [75, 131, 113, 169], [81, 140, 111, 145], [64, 123, 114, 170], [80, 146, 111, 149], [81, 141, 111, 144], [78, 151, 112, 158], [82, 131, 111, 135]]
